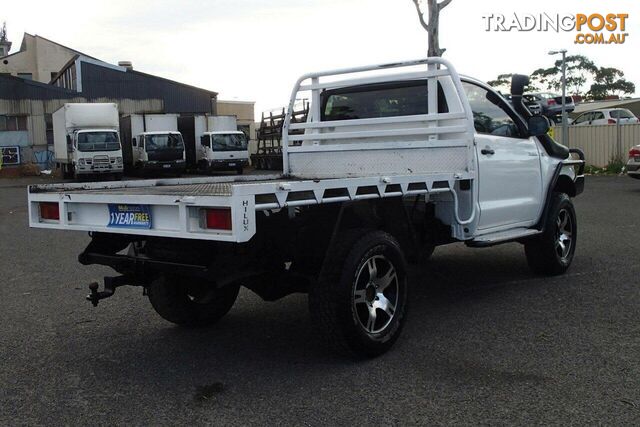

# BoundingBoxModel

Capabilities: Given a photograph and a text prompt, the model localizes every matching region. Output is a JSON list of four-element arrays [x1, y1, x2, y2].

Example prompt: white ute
[[28, 58, 584, 357]]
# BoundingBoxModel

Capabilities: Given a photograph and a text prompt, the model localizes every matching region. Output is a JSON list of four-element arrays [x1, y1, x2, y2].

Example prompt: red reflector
[[40, 202, 60, 220], [204, 208, 232, 230], [548, 99, 556, 106]]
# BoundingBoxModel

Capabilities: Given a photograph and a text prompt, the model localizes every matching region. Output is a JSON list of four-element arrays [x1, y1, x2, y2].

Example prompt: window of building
[[45, 114, 54, 145], [0, 115, 28, 131], [17, 73, 33, 80]]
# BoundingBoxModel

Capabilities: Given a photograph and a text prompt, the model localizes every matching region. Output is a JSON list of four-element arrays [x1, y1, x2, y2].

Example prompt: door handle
[[481, 148, 495, 155]]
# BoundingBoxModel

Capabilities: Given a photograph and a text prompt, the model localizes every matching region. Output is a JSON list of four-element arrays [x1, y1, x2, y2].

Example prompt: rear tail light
[[203, 208, 232, 230], [608, 118, 617, 124], [548, 99, 557, 106], [629, 148, 640, 159], [39, 202, 60, 221]]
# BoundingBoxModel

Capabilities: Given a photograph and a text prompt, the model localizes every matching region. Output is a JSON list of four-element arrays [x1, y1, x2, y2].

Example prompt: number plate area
[[107, 204, 152, 229]]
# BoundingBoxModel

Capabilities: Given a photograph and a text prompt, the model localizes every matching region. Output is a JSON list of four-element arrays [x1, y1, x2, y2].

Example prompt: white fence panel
[[552, 123, 640, 167]]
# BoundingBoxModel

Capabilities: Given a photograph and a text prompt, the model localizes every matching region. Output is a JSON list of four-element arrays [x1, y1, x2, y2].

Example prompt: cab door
[[462, 82, 543, 231]]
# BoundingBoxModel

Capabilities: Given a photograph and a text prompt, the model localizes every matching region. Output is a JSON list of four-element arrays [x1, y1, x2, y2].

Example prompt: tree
[[411, 0, 453, 57], [0, 22, 7, 43], [486, 74, 513, 93], [489, 54, 636, 99], [529, 55, 597, 96], [486, 73, 541, 94], [588, 67, 635, 100]]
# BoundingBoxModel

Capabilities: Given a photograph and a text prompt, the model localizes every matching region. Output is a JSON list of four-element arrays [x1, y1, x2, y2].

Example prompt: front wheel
[[525, 192, 577, 275], [148, 274, 240, 327], [309, 230, 408, 358]]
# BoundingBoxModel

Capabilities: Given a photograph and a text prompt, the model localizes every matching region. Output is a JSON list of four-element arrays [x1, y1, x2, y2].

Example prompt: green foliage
[[486, 73, 513, 93], [584, 157, 626, 175], [486, 73, 541, 94], [587, 67, 635, 100], [489, 54, 634, 100], [530, 55, 597, 95]]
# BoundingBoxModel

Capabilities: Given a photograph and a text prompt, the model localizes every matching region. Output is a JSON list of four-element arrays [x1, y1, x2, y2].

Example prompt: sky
[[2, 0, 638, 119]]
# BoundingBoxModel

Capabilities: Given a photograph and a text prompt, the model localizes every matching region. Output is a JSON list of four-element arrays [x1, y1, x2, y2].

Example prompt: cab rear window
[[321, 81, 448, 121]]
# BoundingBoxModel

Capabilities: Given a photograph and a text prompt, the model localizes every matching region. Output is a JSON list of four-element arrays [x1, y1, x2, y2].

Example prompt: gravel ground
[[1, 175, 639, 425]]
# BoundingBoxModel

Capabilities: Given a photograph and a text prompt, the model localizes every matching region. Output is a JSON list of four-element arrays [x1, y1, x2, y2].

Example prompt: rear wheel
[[148, 274, 239, 327], [525, 192, 577, 275], [309, 230, 408, 358]]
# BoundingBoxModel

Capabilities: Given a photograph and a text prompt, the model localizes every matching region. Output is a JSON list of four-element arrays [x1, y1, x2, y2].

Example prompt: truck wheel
[[147, 274, 240, 327], [309, 230, 408, 358], [525, 192, 577, 275]]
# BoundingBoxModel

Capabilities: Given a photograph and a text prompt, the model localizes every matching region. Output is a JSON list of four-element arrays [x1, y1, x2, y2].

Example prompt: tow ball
[[86, 275, 131, 307]]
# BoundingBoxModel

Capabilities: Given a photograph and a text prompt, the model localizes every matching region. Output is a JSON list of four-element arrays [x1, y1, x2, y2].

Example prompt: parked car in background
[[627, 145, 640, 180], [572, 108, 640, 126], [525, 92, 575, 117], [504, 94, 541, 115]]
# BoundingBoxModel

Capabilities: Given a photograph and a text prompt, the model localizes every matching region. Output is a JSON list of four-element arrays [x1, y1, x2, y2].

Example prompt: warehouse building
[[0, 32, 253, 170]]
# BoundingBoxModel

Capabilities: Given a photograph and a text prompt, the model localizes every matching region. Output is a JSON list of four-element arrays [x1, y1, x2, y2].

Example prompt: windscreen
[[211, 134, 248, 152], [145, 134, 184, 151], [77, 131, 120, 152]]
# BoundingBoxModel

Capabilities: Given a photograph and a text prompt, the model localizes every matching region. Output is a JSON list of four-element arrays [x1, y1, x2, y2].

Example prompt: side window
[[592, 112, 605, 121], [574, 114, 587, 124], [200, 135, 210, 147], [462, 82, 524, 138]]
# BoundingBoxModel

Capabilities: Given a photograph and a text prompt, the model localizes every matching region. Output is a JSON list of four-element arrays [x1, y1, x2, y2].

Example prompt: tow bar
[[86, 275, 132, 307]]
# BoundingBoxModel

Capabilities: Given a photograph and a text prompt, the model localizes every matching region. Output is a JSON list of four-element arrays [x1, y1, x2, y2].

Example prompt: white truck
[[197, 115, 249, 174], [53, 103, 123, 181], [119, 114, 186, 176], [28, 59, 584, 357]]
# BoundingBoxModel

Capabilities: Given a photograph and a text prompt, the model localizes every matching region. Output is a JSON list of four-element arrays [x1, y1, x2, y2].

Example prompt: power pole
[[412, 0, 453, 57]]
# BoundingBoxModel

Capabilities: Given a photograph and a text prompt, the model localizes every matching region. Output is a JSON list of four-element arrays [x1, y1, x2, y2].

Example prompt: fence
[[552, 123, 640, 167]]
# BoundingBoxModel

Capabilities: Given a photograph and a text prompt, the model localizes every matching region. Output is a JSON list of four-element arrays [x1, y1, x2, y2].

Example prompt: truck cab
[[53, 103, 123, 181], [70, 129, 123, 177], [199, 131, 249, 174], [132, 131, 186, 174]]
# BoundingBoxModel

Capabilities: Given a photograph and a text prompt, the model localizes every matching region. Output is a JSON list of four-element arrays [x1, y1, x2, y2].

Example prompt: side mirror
[[528, 115, 550, 136], [200, 135, 210, 148], [66, 135, 72, 151], [132, 137, 137, 147]]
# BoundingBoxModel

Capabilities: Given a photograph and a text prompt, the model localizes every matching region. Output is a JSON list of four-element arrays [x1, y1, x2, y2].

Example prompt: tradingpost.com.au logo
[[482, 13, 629, 45]]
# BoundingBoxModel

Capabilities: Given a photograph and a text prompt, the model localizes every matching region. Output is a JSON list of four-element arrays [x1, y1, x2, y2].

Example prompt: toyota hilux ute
[[27, 58, 584, 358]]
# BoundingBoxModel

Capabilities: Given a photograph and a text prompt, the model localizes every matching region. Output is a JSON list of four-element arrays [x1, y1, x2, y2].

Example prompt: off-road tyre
[[309, 230, 408, 358], [525, 192, 577, 275]]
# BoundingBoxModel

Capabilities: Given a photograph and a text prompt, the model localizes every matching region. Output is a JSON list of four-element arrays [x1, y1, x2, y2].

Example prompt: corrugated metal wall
[[81, 62, 215, 114], [552, 124, 640, 167]]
